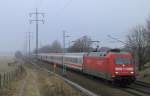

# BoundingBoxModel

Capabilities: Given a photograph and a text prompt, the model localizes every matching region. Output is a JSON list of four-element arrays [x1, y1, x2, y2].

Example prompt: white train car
[[38, 53, 86, 70]]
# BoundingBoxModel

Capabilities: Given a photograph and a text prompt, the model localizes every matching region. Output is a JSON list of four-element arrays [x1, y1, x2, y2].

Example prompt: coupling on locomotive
[[37, 49, 136, 86]]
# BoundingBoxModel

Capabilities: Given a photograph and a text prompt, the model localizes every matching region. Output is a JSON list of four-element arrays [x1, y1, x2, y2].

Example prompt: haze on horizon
[[0, 0, 150, 54]]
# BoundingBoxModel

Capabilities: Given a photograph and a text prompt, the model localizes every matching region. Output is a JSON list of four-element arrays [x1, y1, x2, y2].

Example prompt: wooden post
[[1, 74, 4, 88], [0, 74, 1, 88], [6, 72, 8, 87], [53, 63, 56, 73], [8, 72, 10, 86], [4, 73, 5, 87]]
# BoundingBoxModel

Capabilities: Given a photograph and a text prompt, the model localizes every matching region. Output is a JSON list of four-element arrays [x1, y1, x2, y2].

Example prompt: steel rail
[[134, 80, 150, 88]]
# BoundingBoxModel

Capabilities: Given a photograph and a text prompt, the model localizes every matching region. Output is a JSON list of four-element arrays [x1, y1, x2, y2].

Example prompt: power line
[[107, 35, 127, 45], [29, 8, 45, 58], [107, 35, 134, 48]]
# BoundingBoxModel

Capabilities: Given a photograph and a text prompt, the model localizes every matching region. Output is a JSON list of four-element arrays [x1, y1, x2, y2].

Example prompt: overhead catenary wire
[[107, 35, 136, 48]]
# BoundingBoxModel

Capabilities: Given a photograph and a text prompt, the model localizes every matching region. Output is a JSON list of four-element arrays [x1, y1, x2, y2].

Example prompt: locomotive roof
[[87, 51, 129, 57], [38, 53, 87, 58], [87, 52, 107, 57]]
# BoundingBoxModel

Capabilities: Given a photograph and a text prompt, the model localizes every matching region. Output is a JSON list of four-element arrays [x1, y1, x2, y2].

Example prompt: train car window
[[78, 59, 82, 64], [115, 58, 131, 64]]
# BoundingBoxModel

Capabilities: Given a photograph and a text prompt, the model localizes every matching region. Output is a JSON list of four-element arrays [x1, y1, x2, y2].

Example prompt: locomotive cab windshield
[[115, 58, 132, 64]]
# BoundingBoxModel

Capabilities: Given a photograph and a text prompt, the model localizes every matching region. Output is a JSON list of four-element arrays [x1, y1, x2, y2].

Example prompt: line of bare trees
[[38, 40, 62, 53], [68, 36, 93, 52], [37, 36, 94, 53], [126, 17, 150, 71]]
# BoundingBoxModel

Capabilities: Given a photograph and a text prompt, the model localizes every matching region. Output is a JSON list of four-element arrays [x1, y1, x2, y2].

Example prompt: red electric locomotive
[[83, 49, 136, 85]]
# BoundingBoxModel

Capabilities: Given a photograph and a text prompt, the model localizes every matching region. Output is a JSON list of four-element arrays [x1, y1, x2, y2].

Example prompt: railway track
[[122, 88, 149, 96], [27, 58, 150, 96], [134, 80, 150, 88], [120, 80, 150, 96], [127, 80, 150, 96]]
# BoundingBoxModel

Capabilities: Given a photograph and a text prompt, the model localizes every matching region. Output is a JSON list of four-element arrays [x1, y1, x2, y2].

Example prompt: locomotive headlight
[[130, 71, 134, 74], [115, 72, 119, 74]]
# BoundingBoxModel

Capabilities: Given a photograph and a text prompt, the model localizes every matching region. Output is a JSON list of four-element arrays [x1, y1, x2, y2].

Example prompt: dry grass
[[37, 70, 82, 96], [14, 63, 82, 96], [24, 69, 40, 96]]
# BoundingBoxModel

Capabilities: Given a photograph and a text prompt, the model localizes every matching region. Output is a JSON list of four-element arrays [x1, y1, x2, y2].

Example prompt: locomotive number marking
[[97, 61, 103, 65]]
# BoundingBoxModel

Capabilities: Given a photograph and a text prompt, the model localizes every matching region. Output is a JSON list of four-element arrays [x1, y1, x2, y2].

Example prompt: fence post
[[6, 72, 8, 87], [3, 73, 5, 87], [7, 72, 9, 87], [8, 72, 10, 86], [0, 74, 1, 88], [2, 74, 3, 88], [12, 71, 14, 80], [4, 72, 7, 87], [15, 69, 17, 80]]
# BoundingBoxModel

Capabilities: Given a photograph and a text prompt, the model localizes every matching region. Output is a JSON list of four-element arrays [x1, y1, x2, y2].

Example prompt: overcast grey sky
[[0, 0, 150, 53]]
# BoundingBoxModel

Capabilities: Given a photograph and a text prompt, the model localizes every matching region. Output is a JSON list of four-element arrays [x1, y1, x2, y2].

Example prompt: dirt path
[[15, 67, 41, 96], [18, 68, 41, 96], [12, 64, 82, 96], [17, 77, 27, 96]]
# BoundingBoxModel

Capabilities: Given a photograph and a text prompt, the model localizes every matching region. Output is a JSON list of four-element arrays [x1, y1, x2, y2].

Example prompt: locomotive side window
[[115, 58, 131, 64]]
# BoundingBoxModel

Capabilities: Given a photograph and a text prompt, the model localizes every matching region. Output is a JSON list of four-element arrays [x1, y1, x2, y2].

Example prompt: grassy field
[[0, 56, 17, 73], [0, 60, 83, 96]]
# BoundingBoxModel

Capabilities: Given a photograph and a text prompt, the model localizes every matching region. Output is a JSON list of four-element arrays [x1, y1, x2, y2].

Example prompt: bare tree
[[145, 18, 150, 44], [15, 51, 23, 59], [38, 45, 51, 53], [126, 25, 148, 70], [68, 36, 92, 52], [145, 17, 150, 62], [38, 40, 62, 53], [147, 17, 150, 31], [49, 40, 62, 52]]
